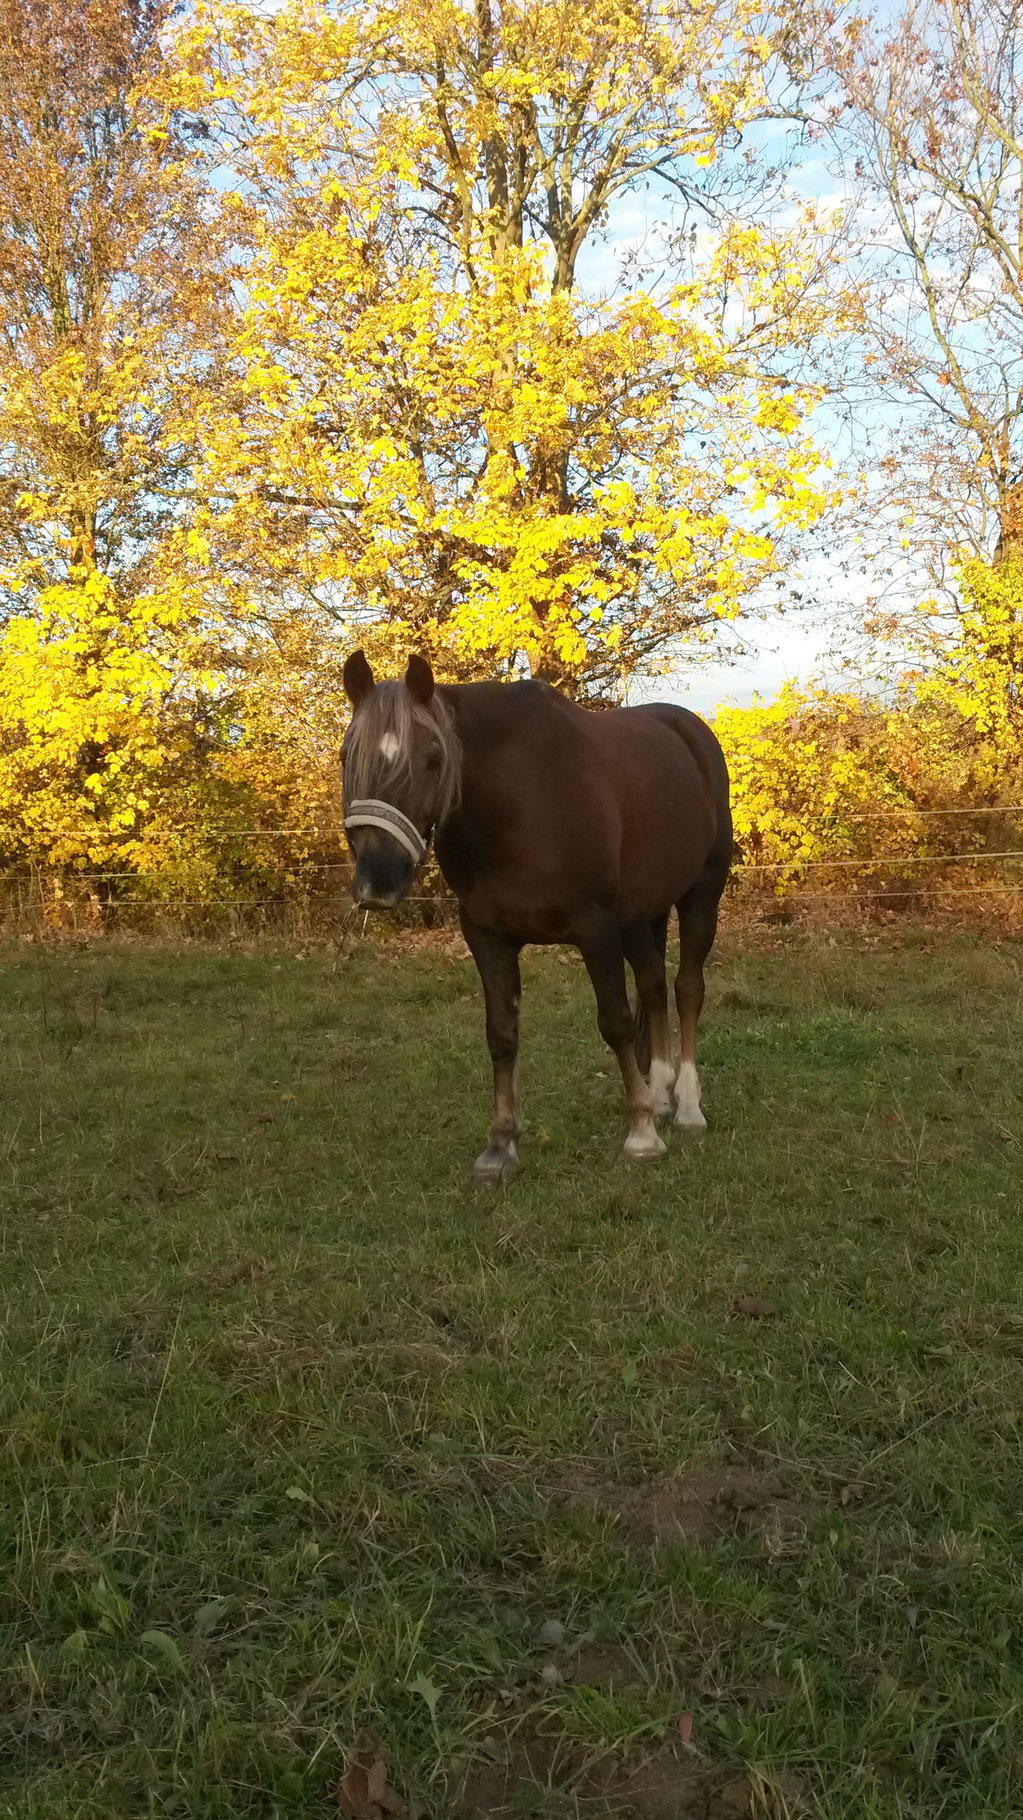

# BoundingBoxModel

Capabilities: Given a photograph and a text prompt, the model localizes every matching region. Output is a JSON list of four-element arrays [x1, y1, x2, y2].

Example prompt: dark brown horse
[[341, 651, 731, 1181]]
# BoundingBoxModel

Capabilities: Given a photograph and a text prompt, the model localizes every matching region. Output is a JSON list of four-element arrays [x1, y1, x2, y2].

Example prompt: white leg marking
[[674, 1060, 707, 1131], [624, 1081, 667, 1159], [648, 1058, 676, 1120], [624, 1120, 667, 1161]]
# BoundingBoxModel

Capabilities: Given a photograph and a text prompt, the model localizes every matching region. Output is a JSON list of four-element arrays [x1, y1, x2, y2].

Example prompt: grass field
[[1, 928, 1022, 1819]]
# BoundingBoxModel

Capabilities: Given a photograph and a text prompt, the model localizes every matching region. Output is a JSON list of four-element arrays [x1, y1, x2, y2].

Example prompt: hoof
[[674, 1106, 707, 1134], [473, 1144, 520, 1186], [624, 1128, 667, 1162]]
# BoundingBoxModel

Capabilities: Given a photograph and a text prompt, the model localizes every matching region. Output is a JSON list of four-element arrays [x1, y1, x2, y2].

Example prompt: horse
[[341, 650, 732, 1181]]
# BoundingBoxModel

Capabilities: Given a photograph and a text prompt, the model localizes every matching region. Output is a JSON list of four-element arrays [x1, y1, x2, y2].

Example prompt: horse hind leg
[[673, 879, 723, 1132], [626, 915, 674, 1121], [580, 913, 665, 1162]]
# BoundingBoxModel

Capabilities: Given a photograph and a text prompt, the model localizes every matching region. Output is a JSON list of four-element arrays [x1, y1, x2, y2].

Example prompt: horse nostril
[[353, 875, 404, 911]]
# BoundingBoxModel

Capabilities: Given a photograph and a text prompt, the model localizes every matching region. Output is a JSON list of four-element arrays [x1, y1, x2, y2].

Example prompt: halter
[[343, 799, 428, 866]]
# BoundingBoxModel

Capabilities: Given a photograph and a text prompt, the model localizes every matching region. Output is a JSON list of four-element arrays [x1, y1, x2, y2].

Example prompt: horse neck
[[438, 681, 498, 747], [435, 681, 516, 826]]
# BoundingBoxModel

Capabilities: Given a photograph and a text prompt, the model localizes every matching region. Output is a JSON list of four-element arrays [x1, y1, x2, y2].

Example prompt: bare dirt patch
[[453, 1721, 757, 1819], [549, 1464, 811, 1550], [561, 1640, 641, 1688]]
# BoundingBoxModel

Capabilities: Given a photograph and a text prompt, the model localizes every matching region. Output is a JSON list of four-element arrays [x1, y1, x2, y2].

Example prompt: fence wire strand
[[5, 802, 1023, 922], [5, 849, 1023, 885], [9, 878, 1021, 915]]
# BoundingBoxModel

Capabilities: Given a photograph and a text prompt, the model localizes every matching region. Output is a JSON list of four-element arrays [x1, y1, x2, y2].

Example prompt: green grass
[[1, 928, 1022, 1818]]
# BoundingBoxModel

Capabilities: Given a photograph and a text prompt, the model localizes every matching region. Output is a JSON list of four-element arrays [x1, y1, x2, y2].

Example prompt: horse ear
[[405, 654, 435, 705], [343, 649, 375, 708]]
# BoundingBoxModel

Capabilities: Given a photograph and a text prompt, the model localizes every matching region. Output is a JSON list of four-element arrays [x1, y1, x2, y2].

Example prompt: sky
[[629, 613, 839, 715]]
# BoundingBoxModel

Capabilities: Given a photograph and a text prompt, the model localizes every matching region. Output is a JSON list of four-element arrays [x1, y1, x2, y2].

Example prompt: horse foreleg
[[460, 913, 522, 1185], [579, 915, 666, 1162]]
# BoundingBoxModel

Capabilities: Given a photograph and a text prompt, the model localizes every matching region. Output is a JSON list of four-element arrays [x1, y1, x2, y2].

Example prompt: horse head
[[341, 651, 460, 909]]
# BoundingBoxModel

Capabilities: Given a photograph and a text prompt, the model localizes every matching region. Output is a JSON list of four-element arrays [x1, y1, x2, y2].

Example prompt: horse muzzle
[[352, 871, 411, 911], [349, 834, 417, 910], [345, 799, 427, 912]]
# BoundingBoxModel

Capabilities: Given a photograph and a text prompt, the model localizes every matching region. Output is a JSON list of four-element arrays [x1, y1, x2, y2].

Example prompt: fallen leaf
[[139, 1629, 185, 1672], [732, 1295, 778, 1318], [677, 1710, 694, 1744], [337, 1733, 405, 1818], [410, 1671, 441, 1723], [193, 1597, 229, 1634]]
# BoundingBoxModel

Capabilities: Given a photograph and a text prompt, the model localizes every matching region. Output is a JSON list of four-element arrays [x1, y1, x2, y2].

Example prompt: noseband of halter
[[343, 799, 428, 866]]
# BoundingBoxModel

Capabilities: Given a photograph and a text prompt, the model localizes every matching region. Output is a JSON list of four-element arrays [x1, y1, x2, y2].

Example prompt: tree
[[914, 551, 1023, 797], [0, 0, 231, 864], [157, 0, 842, 694], [830, 0, 1023, 587], [0, 0, 223, 609]]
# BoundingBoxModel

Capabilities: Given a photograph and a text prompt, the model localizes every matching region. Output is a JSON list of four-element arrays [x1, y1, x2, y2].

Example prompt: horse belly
[[457, 872, 604, 946]]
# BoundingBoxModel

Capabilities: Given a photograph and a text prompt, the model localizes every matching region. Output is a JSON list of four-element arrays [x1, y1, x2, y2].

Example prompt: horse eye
[[425, 750, 441, 773]]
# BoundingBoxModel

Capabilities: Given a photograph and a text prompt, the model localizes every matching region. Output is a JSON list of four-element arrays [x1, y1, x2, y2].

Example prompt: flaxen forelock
[[343, 679, 461, 820]]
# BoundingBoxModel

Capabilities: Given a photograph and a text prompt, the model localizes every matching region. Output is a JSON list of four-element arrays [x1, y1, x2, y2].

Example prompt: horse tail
[[632, 912, 669, 1076]]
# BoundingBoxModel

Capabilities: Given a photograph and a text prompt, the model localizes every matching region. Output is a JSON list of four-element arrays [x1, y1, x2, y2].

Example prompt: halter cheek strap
[[343, 799, 428, 866]]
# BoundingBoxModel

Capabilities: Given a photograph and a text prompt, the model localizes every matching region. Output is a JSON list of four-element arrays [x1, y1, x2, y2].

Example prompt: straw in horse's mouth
[[352, 887, 404, 912]]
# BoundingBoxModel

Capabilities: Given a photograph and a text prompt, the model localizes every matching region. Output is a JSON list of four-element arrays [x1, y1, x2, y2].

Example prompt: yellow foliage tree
[[715, 684, 919, 882], [157, 0, 844, 694], [0, 0, 223, 607], [0, 574, 177, 863], [0, 569, 354, 906], [911, 554, 1023, 803], [715, 557, 1023, 899], [0, 0, 243, 895]]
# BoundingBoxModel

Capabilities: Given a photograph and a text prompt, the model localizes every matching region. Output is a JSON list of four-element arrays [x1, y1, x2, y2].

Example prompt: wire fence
[[0, 845, 1020, 886], [3, 802, 1023, 933]]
